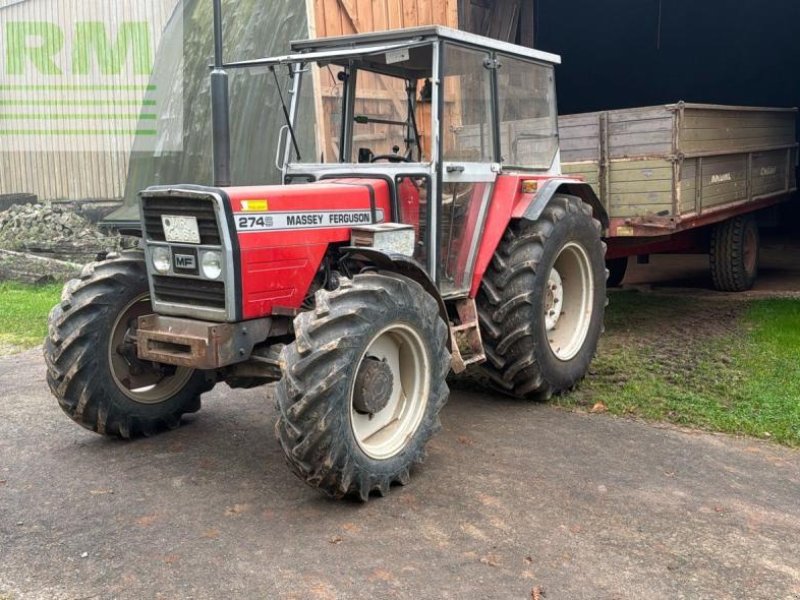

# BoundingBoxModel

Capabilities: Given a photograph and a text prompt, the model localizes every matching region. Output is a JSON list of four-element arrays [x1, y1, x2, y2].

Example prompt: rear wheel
[[710, 215, 759, 292], [475, 195, 607, 399], [275, 273, 450, 500], [44, 252, 214, 438]]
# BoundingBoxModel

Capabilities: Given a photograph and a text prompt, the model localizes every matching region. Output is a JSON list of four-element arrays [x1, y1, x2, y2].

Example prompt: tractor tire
[[606, 257, 628, 288], [275, 273, 450, 501], [710, 215, 759, 292], [43, 251, 214, 438], [475, 195, 606, 399]]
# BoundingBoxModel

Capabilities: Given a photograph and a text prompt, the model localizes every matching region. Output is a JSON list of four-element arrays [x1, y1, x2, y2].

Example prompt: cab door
[[437, 43, 498, 296]]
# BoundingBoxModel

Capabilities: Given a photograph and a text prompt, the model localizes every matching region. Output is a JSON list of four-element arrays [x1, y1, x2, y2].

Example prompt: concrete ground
[[1, 351, 799, 600]]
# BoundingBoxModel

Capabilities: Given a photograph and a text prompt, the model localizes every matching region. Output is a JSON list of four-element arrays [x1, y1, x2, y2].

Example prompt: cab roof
[[290, 25, 561, 66]]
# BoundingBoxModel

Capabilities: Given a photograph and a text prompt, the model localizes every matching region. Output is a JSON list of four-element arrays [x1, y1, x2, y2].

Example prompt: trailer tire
[[275, 273, 450, 501], [710, 215, 759, 292], [43, 252, 214, 438], [475, 195, 607, 399], [606, 257, 628, 288]]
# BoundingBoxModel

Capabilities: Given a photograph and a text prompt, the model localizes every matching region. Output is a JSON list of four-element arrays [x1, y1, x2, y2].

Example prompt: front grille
[[152, 276, 226, 310], [142, 196, 222, 246]]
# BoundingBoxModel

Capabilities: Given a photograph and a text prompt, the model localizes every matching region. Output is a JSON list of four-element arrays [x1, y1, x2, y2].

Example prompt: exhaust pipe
[[211, 0, 231, 187]]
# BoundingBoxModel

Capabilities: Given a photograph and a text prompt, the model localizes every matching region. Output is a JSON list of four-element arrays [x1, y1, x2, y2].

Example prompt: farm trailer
[[559, 103, 798, 290]]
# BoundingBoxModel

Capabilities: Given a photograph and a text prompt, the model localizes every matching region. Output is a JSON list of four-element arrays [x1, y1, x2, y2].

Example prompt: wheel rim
[[349, 324, 431, 460], [544, 242, 595, 361], [108, 293, 195, 404], [743, 226, 758, 274]]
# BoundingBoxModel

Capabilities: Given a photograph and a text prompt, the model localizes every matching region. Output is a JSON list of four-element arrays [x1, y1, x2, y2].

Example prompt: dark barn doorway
[[524, 0, 800, 289]]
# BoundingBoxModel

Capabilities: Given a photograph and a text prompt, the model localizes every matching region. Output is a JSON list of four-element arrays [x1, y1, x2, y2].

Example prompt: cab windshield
[[314, 43, 434, 164], [279, 40, 559, 171]]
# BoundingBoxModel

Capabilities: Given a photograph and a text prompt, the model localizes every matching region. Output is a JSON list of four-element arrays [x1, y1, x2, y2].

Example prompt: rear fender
[[516, 179, 609, 230], [339, 247, 449, 329]]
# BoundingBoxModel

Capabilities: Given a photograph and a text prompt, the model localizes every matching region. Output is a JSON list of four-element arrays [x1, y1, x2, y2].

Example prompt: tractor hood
[[140, 179, 392, 321]]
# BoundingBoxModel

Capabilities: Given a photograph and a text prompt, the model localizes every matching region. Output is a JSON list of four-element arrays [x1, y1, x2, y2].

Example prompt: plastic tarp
[[108, 0, 316, 223]]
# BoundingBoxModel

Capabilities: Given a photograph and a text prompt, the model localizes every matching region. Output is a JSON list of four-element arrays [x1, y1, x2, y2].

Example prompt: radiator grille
[[142, 196, 222, 246], [152, 276, 226, 310]]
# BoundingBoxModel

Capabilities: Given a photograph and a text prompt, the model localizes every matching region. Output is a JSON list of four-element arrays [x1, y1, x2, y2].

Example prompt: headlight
[[152, 246, 171, 274], [201, 250, 223, 280]]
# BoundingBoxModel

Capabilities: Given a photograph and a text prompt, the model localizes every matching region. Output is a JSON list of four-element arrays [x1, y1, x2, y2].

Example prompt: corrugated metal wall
[[0, 0, 180, 201]]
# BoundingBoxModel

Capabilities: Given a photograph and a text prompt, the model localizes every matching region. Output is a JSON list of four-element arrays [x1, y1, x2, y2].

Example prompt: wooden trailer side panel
[[559, 104, 798, 234], [679, 107, 797, 155]]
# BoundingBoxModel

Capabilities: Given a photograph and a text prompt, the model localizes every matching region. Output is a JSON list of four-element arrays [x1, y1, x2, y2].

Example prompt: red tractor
[[44, 18, 608, 500]]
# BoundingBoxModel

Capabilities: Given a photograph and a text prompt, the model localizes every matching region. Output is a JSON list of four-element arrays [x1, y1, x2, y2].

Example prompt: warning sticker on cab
[[235, 209, 383, 232]]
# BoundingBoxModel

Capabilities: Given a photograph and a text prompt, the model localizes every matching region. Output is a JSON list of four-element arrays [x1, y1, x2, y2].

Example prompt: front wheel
[[44, 252, 214, 438], [275, 273, 450, 501], [476, 195, 607, 399]]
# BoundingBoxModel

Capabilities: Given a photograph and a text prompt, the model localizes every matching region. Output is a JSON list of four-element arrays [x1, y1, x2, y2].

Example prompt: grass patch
[[0, 281, 62, 353], [559, 291, 800, 446]]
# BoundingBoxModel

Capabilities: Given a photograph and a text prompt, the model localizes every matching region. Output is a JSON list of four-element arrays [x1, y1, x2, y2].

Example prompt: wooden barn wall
[[310, 0, 458, 161], [313, 0, 457, 35], [459, 0, 534, 47]]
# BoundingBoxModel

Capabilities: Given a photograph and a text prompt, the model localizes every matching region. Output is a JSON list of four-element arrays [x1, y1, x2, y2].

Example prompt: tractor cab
[[230, 26, 564, 296]]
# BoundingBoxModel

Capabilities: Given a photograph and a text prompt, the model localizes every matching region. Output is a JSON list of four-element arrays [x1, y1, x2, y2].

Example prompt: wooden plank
[[559, 122, 601, 138], [558, 113, 601, 128], [607, 106, 672, 123], [608, 166, 673, 183], [605, 179, 673, 194], [433, 0, 448, 26], [355, 0, 372, 31], [608, 198, 674, 218], [681, 126, 794, 144], [606, 141, 673, 160], [609, 118, 673, 135], [559, 145, 599, 163], [519, 0, 534, 47], [322, 0, 342, 36], [609, 158, 672, 171], [340, 0, 361, 32], [609, 198, 673, 211], [683, 114, 794, 129], [416, 0, 433, 24], [402, 0, 418, 27], [386, 0, 403, 29]]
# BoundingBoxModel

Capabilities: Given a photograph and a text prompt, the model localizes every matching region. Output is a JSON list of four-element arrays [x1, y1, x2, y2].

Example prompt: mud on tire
[[475, 194, 607, 399], [275, 273, 450, 501], [44, 251, 214, 438]]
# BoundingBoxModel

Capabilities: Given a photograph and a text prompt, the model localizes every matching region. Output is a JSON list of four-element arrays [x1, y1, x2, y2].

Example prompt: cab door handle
[[446, 165, 465, 173]]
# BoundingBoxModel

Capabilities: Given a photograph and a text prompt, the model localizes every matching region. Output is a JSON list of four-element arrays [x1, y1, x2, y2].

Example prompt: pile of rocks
[[0, 202, 123, 263]]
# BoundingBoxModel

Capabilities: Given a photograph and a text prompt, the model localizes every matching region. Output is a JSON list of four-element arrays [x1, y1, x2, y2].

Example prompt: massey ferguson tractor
[[44, 12, 609, 500]]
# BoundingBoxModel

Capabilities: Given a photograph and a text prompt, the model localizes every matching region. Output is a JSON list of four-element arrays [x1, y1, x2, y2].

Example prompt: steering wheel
[[370, 154, 412, 163]]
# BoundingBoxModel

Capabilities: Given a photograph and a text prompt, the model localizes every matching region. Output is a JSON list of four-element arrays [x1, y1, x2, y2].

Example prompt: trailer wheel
[[43, 252, 214, 438], [606, 257, 628, 288], [275, 273, 450, 501], [476, 195, 607, 399], [710, 215, 759, 292]]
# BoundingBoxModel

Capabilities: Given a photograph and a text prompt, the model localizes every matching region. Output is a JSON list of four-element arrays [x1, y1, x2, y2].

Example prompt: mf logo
[[175, 254, 197, 270], [0, 0, 183, 152]]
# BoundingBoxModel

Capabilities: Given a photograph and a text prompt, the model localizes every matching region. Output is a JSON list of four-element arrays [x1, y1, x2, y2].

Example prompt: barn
[[1, 0, 797, 232]]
